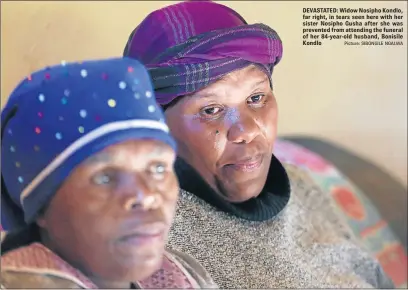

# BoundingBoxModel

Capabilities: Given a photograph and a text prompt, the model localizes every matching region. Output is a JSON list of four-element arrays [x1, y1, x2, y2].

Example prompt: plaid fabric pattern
[[141, 24, 282, 105]]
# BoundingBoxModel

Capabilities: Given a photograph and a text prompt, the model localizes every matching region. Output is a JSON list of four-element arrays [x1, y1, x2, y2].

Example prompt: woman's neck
[[174, 155, 291, 221]]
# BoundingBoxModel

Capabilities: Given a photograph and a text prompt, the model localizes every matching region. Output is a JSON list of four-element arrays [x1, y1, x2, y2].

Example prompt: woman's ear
[[1, 231, 7, 243], [35, 207, 48, 229], [36, 216, 47, 229]]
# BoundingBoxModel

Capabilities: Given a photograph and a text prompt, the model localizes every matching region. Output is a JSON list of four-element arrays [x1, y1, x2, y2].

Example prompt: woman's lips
[[118, 223, 166, 246], [225, 154, 264, 172], [119, 233, 163, 246]]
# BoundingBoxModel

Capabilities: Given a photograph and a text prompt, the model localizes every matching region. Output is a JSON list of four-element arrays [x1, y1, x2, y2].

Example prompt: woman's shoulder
[[165, 248, 218, 289], [1, 270, 82, 289], [1, 242, 217, 289], [280, 164, 395, 288], [1, 242, 91, 289]]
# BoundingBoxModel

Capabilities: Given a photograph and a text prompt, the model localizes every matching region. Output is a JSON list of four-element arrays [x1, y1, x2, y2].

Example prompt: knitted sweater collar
[[174, 155, 291, 221]]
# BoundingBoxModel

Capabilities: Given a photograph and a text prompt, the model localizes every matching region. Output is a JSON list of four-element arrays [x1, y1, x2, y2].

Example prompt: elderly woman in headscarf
[[123, 1, 394, 288], [0, 57, 217, 289]]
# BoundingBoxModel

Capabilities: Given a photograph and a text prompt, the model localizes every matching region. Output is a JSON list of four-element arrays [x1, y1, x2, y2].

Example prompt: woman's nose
[[121, 175, 163, 211], [124, 194, 162, 211], [227, 110, 260, 144]]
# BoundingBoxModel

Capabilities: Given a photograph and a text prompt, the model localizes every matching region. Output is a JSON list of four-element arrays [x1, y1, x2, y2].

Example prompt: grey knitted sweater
[[167, 164, 394, 288]]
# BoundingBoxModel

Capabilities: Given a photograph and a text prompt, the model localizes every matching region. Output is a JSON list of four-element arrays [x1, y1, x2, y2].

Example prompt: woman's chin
[[221, 188, 263, 203], [218, 178, 267, 203]]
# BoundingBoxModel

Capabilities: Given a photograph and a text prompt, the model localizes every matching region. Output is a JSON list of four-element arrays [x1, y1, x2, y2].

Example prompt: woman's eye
[[92, 173, 114, 185], [247, 94, 265, 104], [200, 106, 223, 116], [154, 164, 165, 174], [148, 163, 167, 179]]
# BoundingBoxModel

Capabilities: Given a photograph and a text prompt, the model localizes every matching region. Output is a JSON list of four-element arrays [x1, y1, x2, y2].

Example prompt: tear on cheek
[[213, 133, 223, 151], [260, 125, 270, 137]]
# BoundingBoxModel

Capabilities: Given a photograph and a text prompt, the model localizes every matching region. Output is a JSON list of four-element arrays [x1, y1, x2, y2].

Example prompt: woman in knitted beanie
[[0, 57, 216, 289]]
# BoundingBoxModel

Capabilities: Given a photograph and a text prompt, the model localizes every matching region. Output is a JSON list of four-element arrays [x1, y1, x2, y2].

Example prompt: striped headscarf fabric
[[123, 1, 283, 106], [1, 57, 176, 231]]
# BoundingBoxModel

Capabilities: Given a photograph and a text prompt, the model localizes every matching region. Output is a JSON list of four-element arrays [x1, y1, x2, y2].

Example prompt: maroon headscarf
[[124, 1, 283, 105]]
